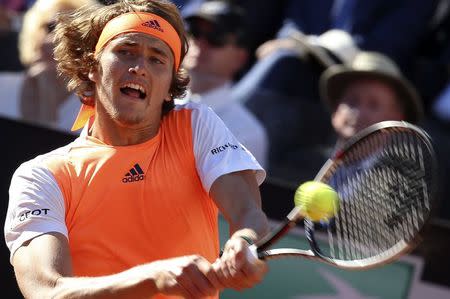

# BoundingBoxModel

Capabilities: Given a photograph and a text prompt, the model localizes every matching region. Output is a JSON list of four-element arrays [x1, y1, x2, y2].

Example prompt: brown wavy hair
[[53, 0, 190, 113]]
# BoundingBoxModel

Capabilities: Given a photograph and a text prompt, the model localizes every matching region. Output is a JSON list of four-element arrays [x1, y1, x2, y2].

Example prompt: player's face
[[332, 78, 405, 140], [89, 33, 174, 128]]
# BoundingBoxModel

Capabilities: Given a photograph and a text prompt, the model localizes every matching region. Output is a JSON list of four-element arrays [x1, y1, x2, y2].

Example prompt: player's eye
[[149, 56, 164, 65], [117, 49, 133, 56]]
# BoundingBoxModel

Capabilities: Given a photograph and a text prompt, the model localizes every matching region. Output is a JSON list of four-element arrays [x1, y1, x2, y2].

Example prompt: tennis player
[[4, 0, 269, 298]]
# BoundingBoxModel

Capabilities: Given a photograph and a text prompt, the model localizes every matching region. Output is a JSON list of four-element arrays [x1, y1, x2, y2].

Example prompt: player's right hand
[[150, 255, 223, 299]]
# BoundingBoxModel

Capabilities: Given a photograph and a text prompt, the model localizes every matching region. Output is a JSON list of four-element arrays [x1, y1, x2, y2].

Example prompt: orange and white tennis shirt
[[4, 103, 265, 278]]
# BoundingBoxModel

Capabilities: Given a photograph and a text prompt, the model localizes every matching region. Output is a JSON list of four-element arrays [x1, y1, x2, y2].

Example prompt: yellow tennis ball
[[294, 181, 339, 221]]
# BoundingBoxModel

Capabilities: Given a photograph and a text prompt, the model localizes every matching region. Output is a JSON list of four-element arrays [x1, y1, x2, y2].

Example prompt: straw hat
[[290, 29, 360, 67], [320, 51, 424, 123]]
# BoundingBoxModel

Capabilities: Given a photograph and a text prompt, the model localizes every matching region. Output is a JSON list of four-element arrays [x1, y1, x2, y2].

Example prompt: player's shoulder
[[174, 101, 214, 114], [15, 139, 80, 176], [173, 102, 219, 123]]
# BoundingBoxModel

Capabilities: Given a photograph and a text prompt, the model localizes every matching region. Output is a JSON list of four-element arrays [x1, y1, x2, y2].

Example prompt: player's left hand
[[213, 236, 268, 291]]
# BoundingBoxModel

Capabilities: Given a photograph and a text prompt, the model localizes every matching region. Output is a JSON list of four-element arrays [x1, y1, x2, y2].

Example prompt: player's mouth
[[120, 83, 147, 100]]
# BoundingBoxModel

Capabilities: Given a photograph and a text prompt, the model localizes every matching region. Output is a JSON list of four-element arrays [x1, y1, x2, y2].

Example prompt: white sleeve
[[190, 103, 266, 191], [4, 161, 67, 264]]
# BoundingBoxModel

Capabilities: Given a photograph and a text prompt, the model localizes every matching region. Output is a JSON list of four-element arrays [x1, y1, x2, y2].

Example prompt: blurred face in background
[[332, 78, 405, 140], [37, 4, 74, 64], [19, 0, 88, 67], [184, 18, 247, 81]]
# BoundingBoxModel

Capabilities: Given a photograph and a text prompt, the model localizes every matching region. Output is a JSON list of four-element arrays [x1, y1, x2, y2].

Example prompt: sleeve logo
[[18, 208, 50, 222], [210, 142, 240, 155]]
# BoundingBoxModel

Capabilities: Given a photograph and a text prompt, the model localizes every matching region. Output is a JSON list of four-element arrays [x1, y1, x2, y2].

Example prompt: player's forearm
[[211, 171, 270, 242], [229, 207, 269, 243], [49, 264, 158, 299]]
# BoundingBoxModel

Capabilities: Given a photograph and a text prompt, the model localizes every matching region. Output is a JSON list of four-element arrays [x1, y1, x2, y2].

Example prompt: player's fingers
[[240, 258, 268, 286], [199, 259, 225, 291], [217, 252, 250, 291], [226, 249, 250, 288], [173, 278, 195, 299], [227, 250, 261, 290], [155, 270, 196, 299], [183, 258, 218, 297], [221, 245, 267, 290], [213, 258, 236, 289], [175, 274, 199, 299]]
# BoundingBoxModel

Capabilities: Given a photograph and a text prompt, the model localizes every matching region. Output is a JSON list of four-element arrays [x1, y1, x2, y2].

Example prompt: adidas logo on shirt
[[141, 19, 164, 32], [122, 163, 146, 183]]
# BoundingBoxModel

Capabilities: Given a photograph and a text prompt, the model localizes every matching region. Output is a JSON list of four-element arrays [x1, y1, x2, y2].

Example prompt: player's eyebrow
[[113, 36, 171, 59]]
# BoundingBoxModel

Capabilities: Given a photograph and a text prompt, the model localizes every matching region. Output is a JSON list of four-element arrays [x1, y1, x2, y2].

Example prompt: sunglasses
[[187, 21, 231, 47]]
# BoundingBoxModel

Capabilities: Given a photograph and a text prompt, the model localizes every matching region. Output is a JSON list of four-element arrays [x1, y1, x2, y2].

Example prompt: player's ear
[[88, 67, 99, 83], [164, 92, 172, 102], [87, 52, 100, 83]]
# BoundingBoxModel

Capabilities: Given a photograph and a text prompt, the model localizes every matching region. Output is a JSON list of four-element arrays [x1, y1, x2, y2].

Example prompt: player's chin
[[115, 113, 146, 127]]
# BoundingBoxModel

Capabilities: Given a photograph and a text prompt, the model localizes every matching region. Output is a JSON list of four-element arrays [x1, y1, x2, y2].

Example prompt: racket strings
[[321, 129, 434, 262]]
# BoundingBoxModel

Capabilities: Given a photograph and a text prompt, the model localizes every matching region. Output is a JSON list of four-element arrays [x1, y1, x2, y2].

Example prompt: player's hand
[[213, 236, 268, 291], [151, 255, 223, 299]]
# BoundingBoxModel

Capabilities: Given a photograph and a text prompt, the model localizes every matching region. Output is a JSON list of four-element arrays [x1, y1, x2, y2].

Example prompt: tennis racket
[[249, 120, 438, 270]]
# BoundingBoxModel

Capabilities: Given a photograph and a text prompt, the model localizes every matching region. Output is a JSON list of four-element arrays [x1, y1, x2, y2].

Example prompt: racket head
[[307, 120, 438, 269]]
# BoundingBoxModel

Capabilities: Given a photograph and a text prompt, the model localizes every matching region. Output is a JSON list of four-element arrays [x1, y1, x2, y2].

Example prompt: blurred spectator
[[18, 0, 95, 132], [233, 29, 359, 174], [410, 0, 450, 110], [0, 0, 35, 12], [226, 0, 286, 61], [180, 0, 268, 167], [0, 1, 30, 116], [230, 0, 438, 175], [181, 0, 287, 58], [0, 3, 24, 71], [321, 51, 450, 222], [259, 0, 439, 74], [427, 4, 450, 220], [433, 83, 450, 125], [271, 52, 424, 184], [429, 78, 450, 220], [320, 52, 423, 144], [333, 0, 440, 76], [232, 0, 440, 105], [0, 71, 22, 118]]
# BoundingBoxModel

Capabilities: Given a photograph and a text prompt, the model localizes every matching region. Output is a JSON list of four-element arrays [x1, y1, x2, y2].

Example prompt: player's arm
[[210, 169, 269, 241], [12, 232, 220, 299], [209, 169, 269, 290]]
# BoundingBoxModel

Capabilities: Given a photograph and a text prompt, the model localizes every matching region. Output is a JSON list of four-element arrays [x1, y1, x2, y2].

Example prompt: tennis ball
[[294, 181, 339, 221]]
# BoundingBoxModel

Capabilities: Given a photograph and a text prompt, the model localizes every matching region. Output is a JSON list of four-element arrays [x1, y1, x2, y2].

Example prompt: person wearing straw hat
[[4, 0, 270, 298], [271, 51, 425, 185], [323, 51, 450, 222], [320, 51, 424, 145]]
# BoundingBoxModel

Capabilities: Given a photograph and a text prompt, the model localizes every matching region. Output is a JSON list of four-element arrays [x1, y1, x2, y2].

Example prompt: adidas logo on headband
[[142, 19, 164, 32]]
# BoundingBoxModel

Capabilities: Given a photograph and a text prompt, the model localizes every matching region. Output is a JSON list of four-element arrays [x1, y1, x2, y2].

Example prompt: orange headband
[[71, 12, 182, 131], [96, 11, 181, 69]]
